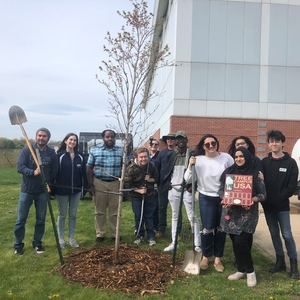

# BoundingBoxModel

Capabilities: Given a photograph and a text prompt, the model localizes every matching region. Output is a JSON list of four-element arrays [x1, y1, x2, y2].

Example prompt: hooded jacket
[[261, 152, 298, 212]]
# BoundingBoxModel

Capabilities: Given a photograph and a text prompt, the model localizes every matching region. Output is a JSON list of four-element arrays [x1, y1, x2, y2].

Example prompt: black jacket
[[54, 151, 88, 196], [161, 147, 193, 191], [261, 152, 298, 212]]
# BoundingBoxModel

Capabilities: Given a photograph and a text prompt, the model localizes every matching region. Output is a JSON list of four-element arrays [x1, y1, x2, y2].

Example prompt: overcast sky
[[0, 0, 155, 141]]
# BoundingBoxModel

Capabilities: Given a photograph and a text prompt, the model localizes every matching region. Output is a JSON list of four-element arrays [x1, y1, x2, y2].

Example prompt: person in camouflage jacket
[[124, 148, 159, 246]]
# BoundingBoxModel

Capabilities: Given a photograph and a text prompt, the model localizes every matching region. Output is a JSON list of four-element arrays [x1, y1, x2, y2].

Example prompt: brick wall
[[153, 116, 300, 157]]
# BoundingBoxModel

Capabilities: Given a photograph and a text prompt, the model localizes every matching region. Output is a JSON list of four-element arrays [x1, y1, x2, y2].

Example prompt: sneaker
[[155, 231, 164, 238], [228, 271, 246, 280], [14, 248, 24, 256], [195, 246, 202, 253], [59, 238, 66, 249], [68, 239, 79, 248], [134, 236, 144, 245], [95, 237, 105, 243], [149, 239, 156, 246], [34, 246, 45, 254], [134, 229, 137, 235], [164, 243, 179, 252], [247, 271, 257, 287]]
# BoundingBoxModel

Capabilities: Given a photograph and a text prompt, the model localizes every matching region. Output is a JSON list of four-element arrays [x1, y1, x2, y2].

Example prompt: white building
[[144, 0, 300, 154]]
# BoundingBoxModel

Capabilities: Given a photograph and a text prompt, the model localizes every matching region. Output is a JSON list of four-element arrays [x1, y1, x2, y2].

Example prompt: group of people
[[13, 129, 89, 254], [12, 127, 300, 288]]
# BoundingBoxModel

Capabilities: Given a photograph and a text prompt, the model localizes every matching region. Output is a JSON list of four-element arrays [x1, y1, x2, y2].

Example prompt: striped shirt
[[86, 145, 123, 180]]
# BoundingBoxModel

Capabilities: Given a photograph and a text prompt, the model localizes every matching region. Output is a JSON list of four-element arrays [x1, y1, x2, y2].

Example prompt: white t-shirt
[[184, 152, 234, 197]]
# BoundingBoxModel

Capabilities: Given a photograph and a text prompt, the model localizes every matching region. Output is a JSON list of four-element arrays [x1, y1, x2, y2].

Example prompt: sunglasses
[[204, 141, 217, 148], [166, 137, 175, 140], [152, 143, 159, 146]]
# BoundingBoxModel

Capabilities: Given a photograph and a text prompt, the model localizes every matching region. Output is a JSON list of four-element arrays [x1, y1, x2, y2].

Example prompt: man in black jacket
[[262, 130, 299, 278], [13, 128, 58, 255]]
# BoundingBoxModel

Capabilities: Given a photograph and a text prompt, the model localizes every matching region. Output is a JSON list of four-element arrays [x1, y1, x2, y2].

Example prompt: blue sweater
[[17, 144, 58, 194]]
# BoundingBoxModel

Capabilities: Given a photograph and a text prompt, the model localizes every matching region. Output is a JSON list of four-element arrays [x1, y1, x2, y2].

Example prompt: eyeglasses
[[204, 141, 217, 148], [235, 141, 246, 147]]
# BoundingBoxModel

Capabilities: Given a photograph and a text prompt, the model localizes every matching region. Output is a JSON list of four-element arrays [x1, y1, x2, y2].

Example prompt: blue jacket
[[17, 144, 58, 194], [54, 151, 88, 196]]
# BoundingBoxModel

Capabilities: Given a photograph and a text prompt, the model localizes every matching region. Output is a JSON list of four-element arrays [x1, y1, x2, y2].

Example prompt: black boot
[[290, 259, 300, 279], [269, 255, 286, 273]]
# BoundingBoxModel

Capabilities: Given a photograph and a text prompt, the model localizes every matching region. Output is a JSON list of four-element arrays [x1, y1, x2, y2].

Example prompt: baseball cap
[[175, 130, 187, 138]]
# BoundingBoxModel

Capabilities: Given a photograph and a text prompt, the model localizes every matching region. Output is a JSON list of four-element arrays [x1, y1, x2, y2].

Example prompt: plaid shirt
[[86, 144, 123, 180]]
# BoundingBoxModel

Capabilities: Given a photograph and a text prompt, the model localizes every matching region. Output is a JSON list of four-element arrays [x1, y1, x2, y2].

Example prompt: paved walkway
[[254, 195, 300, 271]]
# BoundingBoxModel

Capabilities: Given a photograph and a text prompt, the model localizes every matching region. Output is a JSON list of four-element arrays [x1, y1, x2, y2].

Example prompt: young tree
[[96, 0, 172, 262]]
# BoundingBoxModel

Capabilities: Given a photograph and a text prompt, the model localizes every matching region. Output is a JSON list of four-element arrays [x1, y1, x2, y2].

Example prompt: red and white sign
[[222, 174, 253, 206]]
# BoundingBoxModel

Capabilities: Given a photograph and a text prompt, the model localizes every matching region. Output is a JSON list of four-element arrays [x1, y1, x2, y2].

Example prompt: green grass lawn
[[0, 166, 300, 299]]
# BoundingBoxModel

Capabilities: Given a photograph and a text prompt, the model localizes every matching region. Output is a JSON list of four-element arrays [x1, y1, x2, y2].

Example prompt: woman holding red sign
[[219, 147, 266, 287]]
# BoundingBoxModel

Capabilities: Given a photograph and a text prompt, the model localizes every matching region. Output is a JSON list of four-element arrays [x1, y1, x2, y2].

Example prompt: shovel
[[9, 106, 41, 168], [8, 105, 64, 265], [182, 164, 202, 275]]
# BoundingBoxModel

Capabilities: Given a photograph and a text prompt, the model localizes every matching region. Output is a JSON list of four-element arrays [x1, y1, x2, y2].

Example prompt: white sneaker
[[195, 246, 202, 253], [149, 239, 156, 246], [228, 271, 246, 280], [68, 239, 79, 248], [59, 238, 66, 249], [134, 236, 144, 245], [164, 243, 179, 252], [247, 271, 257, 287]]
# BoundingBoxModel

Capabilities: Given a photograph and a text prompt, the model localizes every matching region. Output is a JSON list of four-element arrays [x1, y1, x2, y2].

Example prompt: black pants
[[230, 232, 254, 273]]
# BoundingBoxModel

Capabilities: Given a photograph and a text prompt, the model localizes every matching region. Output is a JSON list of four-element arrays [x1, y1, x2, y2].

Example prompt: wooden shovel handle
[[24, 134, 40, 167], [20, 124, 51, 193]]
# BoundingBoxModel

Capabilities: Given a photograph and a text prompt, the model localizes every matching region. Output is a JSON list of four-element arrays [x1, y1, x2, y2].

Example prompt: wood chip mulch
[[56, 244, 185, 295]]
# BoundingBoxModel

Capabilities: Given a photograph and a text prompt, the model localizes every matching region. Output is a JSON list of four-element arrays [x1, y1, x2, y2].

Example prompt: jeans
[[132, 196, 156, 240], [230, 232, 254, 273], [152, 191, 159, 232], [264, 210, 298, 259], [199, 193, 226, 258], [14, 192, 47, 249], [168, 188, 201, 247], [157, 187, 169, 234], [56, 192, 81, 240]]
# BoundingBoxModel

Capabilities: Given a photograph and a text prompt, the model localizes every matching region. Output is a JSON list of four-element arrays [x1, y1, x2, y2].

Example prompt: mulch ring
[[56, 244, 185, 295]]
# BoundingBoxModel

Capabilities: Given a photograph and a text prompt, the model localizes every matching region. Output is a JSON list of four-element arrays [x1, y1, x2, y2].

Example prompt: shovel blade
[[9, 105, 27, 125], [182, 250, 202, 275]]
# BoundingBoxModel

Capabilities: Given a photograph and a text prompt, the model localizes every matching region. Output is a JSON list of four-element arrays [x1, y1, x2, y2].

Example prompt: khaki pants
[[93, 178, 120, 238]]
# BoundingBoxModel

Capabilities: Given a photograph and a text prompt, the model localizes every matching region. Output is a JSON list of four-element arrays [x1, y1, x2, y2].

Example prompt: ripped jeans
[[199, 193, 226, 258]]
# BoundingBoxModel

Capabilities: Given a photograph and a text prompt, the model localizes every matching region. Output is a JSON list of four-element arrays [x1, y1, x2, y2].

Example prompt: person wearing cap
[[13, 128, 58, 256], [154, 132, 176, 238], [161, 130, 201, 252]]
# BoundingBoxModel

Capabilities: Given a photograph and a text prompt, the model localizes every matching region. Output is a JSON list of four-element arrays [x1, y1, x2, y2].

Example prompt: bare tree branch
[[96, 0, 173, 262]]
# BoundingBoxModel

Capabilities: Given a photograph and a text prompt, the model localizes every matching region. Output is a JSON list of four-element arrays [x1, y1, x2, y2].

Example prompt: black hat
[[162, 132, 176, 143]]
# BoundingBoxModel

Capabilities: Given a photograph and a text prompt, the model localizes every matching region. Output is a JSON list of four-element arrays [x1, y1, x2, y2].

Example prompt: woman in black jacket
[[55, 133, 87, 249]]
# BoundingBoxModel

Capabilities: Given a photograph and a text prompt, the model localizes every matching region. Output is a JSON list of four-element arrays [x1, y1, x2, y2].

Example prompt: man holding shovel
[[13, 128, 58, 255], [162, 130, 201, 253]]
